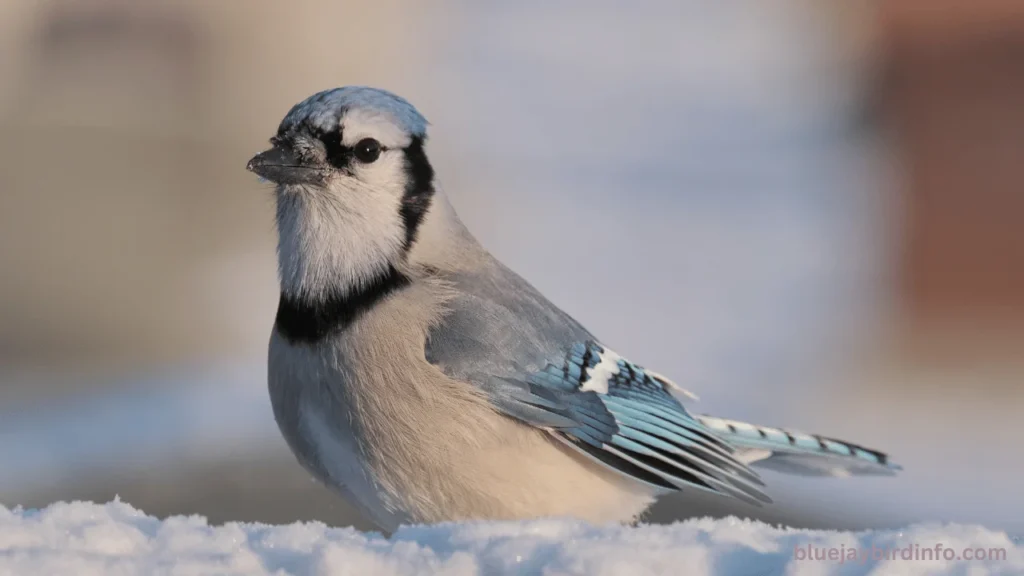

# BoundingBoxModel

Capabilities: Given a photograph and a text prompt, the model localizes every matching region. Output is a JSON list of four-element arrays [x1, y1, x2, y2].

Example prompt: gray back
[[425, 253, 592, 384]]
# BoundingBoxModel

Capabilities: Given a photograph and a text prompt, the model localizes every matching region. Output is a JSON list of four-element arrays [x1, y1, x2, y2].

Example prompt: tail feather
[[697, 415, 902, 477]]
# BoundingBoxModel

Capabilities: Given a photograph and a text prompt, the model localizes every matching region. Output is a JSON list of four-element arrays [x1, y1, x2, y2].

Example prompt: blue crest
[[279, 86, 428, 136]]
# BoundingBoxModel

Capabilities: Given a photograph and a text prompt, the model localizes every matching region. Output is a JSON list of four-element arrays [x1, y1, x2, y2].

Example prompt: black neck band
[[275, 265, 410, 344]]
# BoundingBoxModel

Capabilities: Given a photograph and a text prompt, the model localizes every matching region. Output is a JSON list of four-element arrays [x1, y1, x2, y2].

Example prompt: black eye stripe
[[318, 129, 350, 169], [312, 130, 390, 169]]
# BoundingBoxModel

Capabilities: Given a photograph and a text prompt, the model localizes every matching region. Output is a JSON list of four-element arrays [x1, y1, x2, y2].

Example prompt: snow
[[1, 501, 1020, 576]]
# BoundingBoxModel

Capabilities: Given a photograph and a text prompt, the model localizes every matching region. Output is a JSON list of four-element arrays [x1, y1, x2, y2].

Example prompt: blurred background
[[1, 0, 1022, 535]]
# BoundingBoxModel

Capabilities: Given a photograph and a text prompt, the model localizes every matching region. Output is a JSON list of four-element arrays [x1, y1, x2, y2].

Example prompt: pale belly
[[296, 398, 660, 532], [299, 404, 413, 530]]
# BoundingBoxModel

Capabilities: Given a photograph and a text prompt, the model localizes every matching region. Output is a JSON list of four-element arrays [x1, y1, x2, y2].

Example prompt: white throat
[[275, 182, 407, 300]]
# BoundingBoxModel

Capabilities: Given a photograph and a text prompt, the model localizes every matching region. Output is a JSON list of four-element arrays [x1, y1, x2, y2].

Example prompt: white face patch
[[580, 349, 624, 395], [341, 108, 413, 149], [275, 106, 423, 300], [347, 146, 407, 190]]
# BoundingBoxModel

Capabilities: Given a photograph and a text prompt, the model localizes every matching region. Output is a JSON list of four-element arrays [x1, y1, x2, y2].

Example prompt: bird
[[246, 86, 901, 532]]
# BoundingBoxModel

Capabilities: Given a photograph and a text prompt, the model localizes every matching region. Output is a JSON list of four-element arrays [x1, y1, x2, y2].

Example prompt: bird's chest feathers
[[270, 286, 481, 509], [271, 334, 440, 526], [276, 326, 440, 456]]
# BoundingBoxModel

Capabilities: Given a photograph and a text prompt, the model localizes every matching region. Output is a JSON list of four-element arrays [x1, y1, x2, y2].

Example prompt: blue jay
[[246, 86, 900, 532]]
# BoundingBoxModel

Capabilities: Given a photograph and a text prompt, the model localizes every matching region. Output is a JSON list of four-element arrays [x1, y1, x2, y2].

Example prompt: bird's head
[[248, 87, 437, 300]]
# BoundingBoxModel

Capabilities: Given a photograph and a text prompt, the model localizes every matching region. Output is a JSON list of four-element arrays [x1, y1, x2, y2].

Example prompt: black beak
[[246, 145, 322, 185]]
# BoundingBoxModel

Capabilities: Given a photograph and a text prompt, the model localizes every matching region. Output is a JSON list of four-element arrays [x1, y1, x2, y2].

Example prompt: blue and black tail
[[697, 415, 901, 477]]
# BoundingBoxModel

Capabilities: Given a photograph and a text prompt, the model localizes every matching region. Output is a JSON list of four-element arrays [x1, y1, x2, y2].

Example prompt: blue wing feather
[[480, 340, 771, 504]]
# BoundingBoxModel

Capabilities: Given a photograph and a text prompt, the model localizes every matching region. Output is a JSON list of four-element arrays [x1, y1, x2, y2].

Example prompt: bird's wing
[[425, 265, 769, 505]]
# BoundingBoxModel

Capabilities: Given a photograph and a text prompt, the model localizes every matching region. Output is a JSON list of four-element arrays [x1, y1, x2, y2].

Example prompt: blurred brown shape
[[879, 0, 1024, 359], [882, 0, 1024, 45], [0, 0, 432, 392], [0, 2, 223, 383]]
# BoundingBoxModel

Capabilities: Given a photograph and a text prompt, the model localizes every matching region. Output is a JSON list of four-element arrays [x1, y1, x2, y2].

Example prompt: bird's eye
[[353, 138, 382, 163]]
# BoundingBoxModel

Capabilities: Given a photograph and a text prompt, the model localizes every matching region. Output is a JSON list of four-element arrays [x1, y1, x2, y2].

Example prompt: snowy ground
[[1, 501, 1020, 576]]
